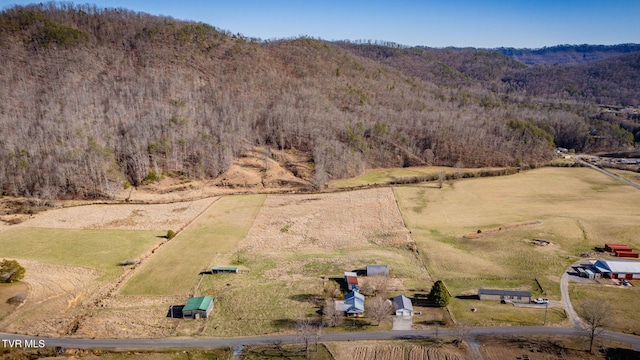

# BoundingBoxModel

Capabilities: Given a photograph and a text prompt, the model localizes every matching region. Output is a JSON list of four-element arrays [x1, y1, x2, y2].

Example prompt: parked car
[[532, 298, 549, 304]]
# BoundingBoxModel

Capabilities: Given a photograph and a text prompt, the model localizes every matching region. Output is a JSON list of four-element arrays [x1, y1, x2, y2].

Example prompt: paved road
[[1, 326, 639, 350], [560, 266, 585, 328]]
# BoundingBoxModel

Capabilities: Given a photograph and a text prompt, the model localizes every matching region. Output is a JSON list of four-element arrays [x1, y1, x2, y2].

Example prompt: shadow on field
[[604, 348, 640, 360], [271, 318, 298, 330], [456, 295, 480, 300], [289, 293, 323, 306]]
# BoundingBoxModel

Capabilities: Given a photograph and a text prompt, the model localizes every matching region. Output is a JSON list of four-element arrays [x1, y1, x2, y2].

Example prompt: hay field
[[186, 188, 426, 337], [239, 188, 411, 251], [121, 194, 266, 295], [0, 228, 162, 280], [10, 198, 215, 230], [393, 167, 640, 324], [569, 282, 640, 335]]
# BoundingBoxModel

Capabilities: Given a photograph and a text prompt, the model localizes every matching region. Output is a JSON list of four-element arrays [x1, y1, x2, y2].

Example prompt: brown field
[[0, 260, 100, 336], [239, 188, 411, 251], [478, 335, 633, 360], [8, 197, 216, 231], [327, 340, 468, 360]]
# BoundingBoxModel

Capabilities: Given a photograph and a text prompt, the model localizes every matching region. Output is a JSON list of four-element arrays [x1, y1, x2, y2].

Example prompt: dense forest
[[0, 4, 638, 199]]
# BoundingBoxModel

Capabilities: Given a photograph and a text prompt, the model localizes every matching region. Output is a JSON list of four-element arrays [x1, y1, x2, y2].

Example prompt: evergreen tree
[[429, 280, 451, 307]]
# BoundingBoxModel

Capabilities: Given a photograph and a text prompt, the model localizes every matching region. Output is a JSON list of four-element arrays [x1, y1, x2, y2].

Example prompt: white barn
[[594, 259, 640, 280]]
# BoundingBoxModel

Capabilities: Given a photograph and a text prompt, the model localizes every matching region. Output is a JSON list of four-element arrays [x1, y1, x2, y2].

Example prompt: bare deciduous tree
[[368, 296, 394, 326], [322, 299, 345, 328], [579, 300, 611, 353]]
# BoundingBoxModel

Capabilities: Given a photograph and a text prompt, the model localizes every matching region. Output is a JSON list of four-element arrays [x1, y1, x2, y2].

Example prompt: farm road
[[2, 326, 639, 350], [574, 156, 640, 190]]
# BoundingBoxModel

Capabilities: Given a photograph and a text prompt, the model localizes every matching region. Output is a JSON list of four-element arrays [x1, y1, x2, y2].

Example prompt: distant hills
[[495, 44, 640, 65], [0, 4, 638, 199]]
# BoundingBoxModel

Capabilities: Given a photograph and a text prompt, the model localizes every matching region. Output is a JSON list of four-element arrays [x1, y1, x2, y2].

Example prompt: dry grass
[[569, 282, 640, 335], [239, 188, 411, 251], [0, 260, 100, 336], [121, 194, 266, 295], [327, 340, 467, 360], [0, 228, 163, 280], [393, 167, 640, 324], [10, 198, 216, 230]]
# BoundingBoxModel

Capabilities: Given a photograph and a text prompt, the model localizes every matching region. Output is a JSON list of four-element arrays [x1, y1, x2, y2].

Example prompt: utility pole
[[543, 302, 548, 325]]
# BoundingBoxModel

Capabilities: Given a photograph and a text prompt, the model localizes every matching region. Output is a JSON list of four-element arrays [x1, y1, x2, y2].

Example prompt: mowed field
[[121, 194, 266, 295], [180, 188, 429, 337], [393, 167, 640, 326]]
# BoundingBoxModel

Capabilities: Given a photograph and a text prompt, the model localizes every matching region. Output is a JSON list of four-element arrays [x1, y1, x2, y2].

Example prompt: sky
[[1, 0, 639, 48]]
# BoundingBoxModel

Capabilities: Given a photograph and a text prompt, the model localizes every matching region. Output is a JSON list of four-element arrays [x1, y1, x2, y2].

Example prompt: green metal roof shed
[[183, 296, 214, 318]]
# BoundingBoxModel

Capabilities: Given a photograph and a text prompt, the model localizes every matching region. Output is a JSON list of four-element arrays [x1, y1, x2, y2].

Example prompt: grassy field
[[183, 246, 427, 337], [121, 194, 266, 295], [329, 166, 506, 188], [569, 282, 640, 335], [393, 167, 640, 324], [0, 228, 162, 280]]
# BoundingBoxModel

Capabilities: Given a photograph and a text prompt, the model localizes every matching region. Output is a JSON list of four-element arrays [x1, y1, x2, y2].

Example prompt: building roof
[[344, 271, 357, 278], [595, 259, 640, 274], [344, 291, 365, 313], [478, 288, 531, 297], [346, 276, 359, 285], [211, 266, 238, 271], [366, 265, 389, 275], [392, 295, 413, 311], [183, 296, 213, 312]]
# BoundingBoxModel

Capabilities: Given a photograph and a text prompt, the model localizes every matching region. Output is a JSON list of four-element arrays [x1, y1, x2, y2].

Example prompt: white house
[[392, 295, 413, 316]]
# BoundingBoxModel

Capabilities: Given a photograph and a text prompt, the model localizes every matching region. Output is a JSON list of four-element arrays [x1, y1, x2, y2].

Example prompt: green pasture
[[393, 167, 640, 324], [120, 194, 266, 295], [569, 282, 640, 335], [0, 227, 162, 280], [184, 247, 427, 337]]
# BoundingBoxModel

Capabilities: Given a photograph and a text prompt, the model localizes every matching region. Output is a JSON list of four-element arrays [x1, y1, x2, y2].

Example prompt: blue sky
[[1, 0, 638, 48]]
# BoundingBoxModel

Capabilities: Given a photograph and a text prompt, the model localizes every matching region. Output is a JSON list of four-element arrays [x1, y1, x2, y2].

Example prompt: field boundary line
[[86, 196, 222, 307]]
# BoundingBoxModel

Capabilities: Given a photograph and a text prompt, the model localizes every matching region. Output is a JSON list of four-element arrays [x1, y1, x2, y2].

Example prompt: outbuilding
[[594, 259, 640, 280], [478, 289, 532, 303], [605, 244, 632, 252], [344, 271, 359, 291], [392, 295, 414, 316], [182, 296, 214, 319], [366, 265, 389, 277], [211, 266, 238, 274]]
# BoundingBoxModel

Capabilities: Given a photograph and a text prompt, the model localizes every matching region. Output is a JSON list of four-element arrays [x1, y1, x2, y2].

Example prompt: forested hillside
[[0, 4, 636, 199], [496, 44, 640, 65]]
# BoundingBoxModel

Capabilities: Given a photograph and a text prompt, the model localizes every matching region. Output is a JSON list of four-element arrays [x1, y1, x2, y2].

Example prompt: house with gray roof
[[478, 289, 531, 303], [392, 295, 413, 316]]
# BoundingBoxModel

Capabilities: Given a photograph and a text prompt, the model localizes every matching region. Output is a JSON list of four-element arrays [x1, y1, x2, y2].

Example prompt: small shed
[[615, 251, 639, 258], [211, 267, 238, 274], [392, 295, 414, 316], [478, 289, 531, 303], [366, 265, 390, 277], [344, 271, 359, 291], [183, 296, 214, 319], [605, 244, 632, 252]]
